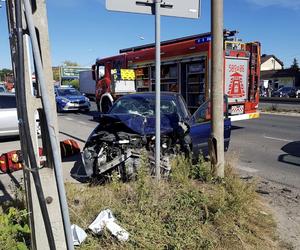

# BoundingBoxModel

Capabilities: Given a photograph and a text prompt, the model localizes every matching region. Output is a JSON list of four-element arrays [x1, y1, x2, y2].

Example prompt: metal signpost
[[106, 0, 200, 180]]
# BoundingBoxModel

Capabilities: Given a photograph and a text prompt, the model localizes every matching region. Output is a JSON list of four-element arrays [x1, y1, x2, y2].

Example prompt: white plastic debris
[[71, 224, 87, 246], [88, 209, 129, 242], [106, 220, 129, 242], [88, 209, 115, 234]]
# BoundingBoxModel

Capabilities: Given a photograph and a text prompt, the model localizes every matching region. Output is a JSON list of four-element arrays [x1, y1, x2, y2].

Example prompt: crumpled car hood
[[98, 113, 181, 135]]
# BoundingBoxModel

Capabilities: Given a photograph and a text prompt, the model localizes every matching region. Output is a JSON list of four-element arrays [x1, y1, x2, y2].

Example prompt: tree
[[52, 67, 60, 81], [290, 58, 299, 71], [0, 68, 13, 81]]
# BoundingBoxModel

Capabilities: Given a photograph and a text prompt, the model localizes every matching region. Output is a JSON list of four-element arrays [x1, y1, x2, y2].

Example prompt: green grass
[[0, 187, 30, 250], [66, 155, 280, 249], [0, 155, 280, 249]]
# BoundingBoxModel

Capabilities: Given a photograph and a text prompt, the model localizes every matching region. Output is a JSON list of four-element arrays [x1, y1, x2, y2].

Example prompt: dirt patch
[[250, 178, 300, 249]]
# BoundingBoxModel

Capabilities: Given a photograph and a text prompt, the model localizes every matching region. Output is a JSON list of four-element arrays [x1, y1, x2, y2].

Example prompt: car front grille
[[70, 100, 85, 104]]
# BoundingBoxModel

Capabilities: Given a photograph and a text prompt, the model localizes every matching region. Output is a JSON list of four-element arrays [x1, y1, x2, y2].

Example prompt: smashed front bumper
[[82, 148, 171, 179]]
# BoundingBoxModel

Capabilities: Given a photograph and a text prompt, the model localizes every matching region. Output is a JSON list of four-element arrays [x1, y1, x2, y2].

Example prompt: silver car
[[0, 93, 19, 137]]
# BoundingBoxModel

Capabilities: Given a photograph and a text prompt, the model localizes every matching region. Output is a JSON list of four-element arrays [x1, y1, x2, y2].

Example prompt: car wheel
[[96, 100, 100, 112], [101, 97, 112, 113], [84, 108, 90, 112]]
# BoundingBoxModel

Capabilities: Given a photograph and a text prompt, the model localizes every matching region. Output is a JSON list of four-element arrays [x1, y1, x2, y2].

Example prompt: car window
[[191, 98, 228, 124], [0, 95, 16, 109], [110, 97, 154, 115], [110, 95, 181, 117], [177, 95, 191, 120], [191, 101, 210, 123], [57, 88, 81, 96], [281, 87, 292, 91]]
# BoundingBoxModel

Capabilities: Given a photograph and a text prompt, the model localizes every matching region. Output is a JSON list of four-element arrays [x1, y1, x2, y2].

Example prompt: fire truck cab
[[93, 30, 260, 121]]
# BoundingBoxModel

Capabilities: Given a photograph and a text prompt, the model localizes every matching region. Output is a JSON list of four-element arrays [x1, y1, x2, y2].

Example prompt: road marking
[[65, 117, 74, 121], [236, 165, 259, 173], [263, 136, 293, 143]]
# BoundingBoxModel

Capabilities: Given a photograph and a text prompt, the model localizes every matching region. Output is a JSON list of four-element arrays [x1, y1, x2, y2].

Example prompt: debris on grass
[[88, 209, 129, 242], [66, 155, 281, 249], [71, 224, 87, 246]]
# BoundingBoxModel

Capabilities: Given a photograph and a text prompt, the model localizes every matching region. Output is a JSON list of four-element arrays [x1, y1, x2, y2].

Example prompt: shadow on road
[[0, 136, 20, 143], [0, 172, 22, 206], [231, 125, 245, 131], [278, 141, 300, 167], [59, 131, 86, 143], [69, 154, 90, 183], [0, 179, 14, 204], [62, 153, 81, 163]]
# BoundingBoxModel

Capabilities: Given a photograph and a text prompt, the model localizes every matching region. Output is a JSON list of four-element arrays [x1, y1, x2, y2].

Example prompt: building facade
[[261, 55, 284, 71]]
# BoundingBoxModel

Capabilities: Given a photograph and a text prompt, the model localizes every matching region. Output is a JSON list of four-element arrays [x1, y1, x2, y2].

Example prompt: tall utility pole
[[6, 0, 73, 249], [211, 0, 224, 178]]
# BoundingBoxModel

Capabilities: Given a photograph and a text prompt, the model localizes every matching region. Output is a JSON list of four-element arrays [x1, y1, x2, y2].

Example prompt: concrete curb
[[260, 111, 300, 117]]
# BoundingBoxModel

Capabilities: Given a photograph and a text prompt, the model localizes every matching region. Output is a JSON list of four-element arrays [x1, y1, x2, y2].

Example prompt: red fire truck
[[93, 30, 261, 121]]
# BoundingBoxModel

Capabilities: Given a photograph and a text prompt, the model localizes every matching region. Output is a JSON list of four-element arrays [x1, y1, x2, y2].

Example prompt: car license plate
[[230, 105, 244, 115]]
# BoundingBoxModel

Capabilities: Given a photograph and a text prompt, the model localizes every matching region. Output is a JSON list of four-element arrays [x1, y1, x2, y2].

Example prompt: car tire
[[101, 97, 112, 113], [96, 100, 100, 112]]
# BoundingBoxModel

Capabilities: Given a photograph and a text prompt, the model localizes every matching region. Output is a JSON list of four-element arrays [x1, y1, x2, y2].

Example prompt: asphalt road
[[230, 113, 300, 189], [0, 107, 98, 202], [1, 104, 300, 202]]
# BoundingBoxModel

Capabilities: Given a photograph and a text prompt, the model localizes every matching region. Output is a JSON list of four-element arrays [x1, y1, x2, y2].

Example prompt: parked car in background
[[271, 86, 297, 98], [0, 93, 18, 137], [0, 84, 7, 93], [82, 92, 231, 179], [55, 87, 91, 112]]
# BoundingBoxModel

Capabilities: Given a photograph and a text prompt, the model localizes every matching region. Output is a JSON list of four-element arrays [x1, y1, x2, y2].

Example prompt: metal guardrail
[[260, 97, 300, 105]]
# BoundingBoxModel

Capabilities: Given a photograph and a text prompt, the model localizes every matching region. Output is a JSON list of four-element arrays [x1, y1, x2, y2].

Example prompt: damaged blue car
[[82, 92, 231, 179]]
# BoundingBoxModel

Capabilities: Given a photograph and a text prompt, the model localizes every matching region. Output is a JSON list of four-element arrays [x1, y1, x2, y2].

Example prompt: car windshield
[[279, 87, 292, 92], [110, 95, 183, 117], [57, 88, 81, 96]]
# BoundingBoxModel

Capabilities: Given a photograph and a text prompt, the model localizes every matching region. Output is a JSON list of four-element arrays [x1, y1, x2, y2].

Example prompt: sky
[[0, 0, 300, 69]]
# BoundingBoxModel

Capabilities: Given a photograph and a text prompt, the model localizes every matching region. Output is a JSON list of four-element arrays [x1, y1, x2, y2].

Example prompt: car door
[[189, 99, 231, 157], [0, 95, 19, 136]]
